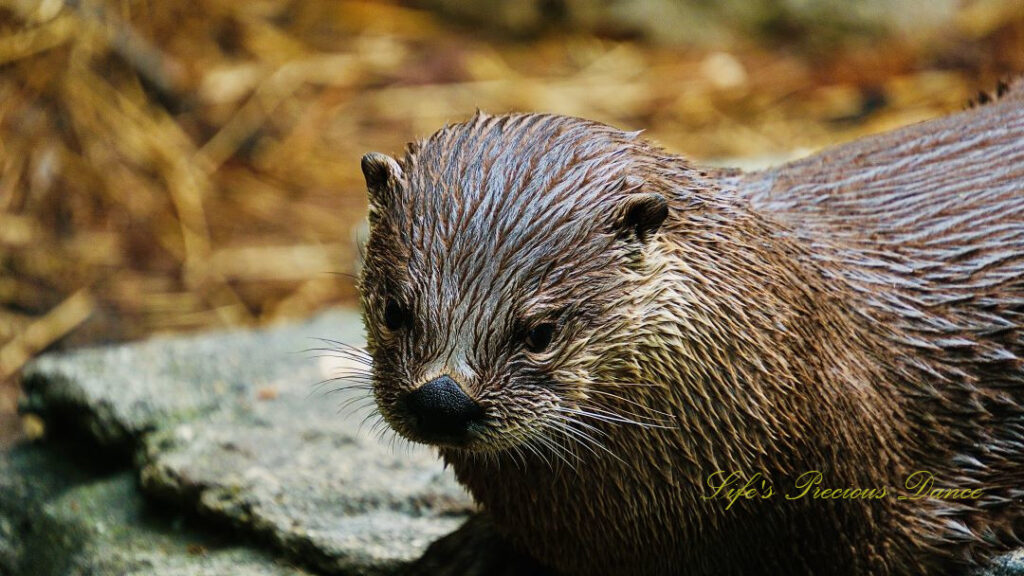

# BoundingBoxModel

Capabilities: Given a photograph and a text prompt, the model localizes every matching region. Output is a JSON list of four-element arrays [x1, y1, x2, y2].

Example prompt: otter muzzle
[[402, 375, 483, 440]]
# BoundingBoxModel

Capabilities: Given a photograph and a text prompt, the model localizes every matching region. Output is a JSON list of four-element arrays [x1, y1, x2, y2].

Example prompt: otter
[[356, 80, 1024, 575]]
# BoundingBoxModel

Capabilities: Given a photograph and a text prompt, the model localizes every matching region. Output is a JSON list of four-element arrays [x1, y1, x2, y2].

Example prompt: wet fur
[[359, 81, 1024, 575]]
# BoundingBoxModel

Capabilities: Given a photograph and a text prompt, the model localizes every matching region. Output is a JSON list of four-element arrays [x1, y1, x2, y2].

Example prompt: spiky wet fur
[[359, 83, 1024, 575]]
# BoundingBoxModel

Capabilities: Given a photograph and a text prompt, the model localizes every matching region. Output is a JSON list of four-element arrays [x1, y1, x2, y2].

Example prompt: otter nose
[[403, 375, 482, 438]]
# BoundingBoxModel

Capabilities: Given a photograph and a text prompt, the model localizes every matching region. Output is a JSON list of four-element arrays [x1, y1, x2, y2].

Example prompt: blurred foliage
[[0, 0, 1022, 435]]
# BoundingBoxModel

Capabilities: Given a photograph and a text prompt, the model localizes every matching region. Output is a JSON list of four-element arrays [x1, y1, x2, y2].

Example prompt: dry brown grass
[[0, 0, 1022, 441]]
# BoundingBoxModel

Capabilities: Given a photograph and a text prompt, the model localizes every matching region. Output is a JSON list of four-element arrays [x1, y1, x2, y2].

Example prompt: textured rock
[[982, 551, 1024, 576], [21, 313, 357, 446], [20, 309, 475, 575], [136, 361, 473, 575], [0, 443, 313, 576]]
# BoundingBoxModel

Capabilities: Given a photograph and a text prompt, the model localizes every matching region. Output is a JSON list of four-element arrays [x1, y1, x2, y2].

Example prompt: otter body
[[358, 82, 1024, 575]]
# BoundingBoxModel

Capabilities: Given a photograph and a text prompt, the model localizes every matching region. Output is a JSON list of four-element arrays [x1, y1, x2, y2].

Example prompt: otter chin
[[357, 84, 1024, 576]]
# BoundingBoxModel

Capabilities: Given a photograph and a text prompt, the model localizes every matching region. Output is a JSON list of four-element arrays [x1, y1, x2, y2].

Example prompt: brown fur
[[357, 80, 1024, 575]]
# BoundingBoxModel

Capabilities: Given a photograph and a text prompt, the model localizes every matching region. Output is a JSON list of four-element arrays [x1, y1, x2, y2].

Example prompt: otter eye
[[524, 323, 555, 353], [383, 298, 407, 331]]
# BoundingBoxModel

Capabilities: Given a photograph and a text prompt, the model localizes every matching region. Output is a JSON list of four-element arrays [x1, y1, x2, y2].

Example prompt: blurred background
[[1, 0, 1022, 447]]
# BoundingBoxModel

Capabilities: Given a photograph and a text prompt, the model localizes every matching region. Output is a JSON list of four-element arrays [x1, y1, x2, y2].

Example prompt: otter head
[[358, 113, 678, 456]]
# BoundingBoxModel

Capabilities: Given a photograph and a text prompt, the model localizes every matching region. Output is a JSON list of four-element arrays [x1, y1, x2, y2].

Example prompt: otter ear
[[613, 180, 668, 243], [361, 152, 403, 223]]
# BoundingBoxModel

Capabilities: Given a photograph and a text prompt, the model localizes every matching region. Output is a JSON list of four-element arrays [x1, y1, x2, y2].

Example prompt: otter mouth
[[395, 420, 488, 449]]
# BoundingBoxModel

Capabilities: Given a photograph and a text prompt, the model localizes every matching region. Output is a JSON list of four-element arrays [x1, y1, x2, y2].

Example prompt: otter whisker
[[336, 395, 377, 416], [326, 365, 374, 374], [581, 403, 677, 429], [545, 416, 622, 464], [557, 406, 676, 430], [467, 448, 500, 472], [527, 436, 562, 471], [302, 344, 371, 357], [386, 429, 414, 456], [585, 389, 675, 419], [513, 441, 534, 472], [308, 337, 372, 357], [549, 412, 610, 441], [358, 410, 386, 437], [388, 429, 414, 454], [372, 419, 396, 447], [308, 377, 374, 404], [543, 418, 601, 459], [581, 401, 675, 425], [305, 338, 374, 365], [519, 434, 556, 470], [323, 372, 374, 383], [339, 403, 379, 427], [339, 395, 376, 411], [324, 383, 374, 393], [591, 380, 665, 390], [506, 443, 528, 472], [321, 366, 373, 375], [304, 349, 374, 366], [530, 428, 581, 473], [526, 425, 578, 472], [554, 415, 614, 444], [312, 372, 374, 387], [323, 379, 374, 390], [303, 343, 371, 356], [312, 379, 373, 394]]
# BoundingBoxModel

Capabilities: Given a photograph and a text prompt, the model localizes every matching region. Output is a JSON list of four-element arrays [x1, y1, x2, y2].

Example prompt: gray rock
[[0, 443, 313, 576], [21, 312, 360, 446], [979, 550, 1024, 576], [136, 365, 473, 575], [21, 309, 475, 575]]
